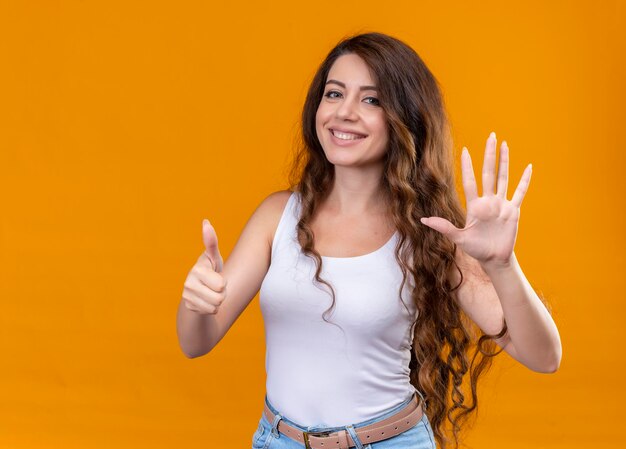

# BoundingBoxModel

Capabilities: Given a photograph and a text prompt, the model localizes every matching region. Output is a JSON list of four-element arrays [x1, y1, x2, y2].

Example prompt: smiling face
[[315, 53, 389, 169]]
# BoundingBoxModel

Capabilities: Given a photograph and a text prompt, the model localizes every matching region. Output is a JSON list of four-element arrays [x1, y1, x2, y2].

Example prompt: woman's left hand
[[419, 132, 532, 270]]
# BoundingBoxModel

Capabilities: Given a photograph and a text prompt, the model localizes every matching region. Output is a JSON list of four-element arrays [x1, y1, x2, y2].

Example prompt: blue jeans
[[251, 390, 437, 448]]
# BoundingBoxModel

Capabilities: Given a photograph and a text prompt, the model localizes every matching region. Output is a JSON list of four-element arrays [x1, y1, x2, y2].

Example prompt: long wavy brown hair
[[285, 31, 525, 449]]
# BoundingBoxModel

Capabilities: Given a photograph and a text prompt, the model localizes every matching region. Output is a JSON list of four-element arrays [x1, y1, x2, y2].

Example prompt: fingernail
[[490, 131, 496, 140]]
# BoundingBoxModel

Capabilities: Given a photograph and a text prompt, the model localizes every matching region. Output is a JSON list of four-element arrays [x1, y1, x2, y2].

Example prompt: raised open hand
[[419, 132, 532, 269]]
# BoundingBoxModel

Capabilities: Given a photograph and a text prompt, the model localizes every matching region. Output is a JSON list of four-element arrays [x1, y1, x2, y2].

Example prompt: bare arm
[[176, 190, 292, 358], [450, 247, 561, 373]]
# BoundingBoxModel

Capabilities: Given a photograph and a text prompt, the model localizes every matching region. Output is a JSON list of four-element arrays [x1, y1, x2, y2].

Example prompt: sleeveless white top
[[259, 191, 418, 427]]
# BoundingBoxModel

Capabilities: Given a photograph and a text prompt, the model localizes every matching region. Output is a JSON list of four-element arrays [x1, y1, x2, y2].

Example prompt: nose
[[335, 96, 359, 121]]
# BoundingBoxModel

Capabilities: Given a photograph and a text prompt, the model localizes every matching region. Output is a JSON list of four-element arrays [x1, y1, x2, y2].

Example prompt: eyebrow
[[325, 79, 378, 91]]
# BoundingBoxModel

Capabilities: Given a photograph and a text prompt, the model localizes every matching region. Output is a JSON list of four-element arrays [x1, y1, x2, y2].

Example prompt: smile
[[330, 129, 367, 140]]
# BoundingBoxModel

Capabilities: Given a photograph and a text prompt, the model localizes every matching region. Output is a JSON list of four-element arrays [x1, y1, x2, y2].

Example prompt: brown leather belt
[[263, 394, 424, 449]]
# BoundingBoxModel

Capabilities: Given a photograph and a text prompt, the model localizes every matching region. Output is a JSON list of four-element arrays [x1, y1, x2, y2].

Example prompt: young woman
[[176, 32, 562, 449]]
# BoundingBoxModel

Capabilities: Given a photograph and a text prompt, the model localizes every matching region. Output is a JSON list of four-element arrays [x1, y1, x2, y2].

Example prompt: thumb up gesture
[[202, 219, 223, 273], [181, 219, 227, 314]]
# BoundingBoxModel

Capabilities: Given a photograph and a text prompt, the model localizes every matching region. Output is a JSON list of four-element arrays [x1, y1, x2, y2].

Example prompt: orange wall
[[0, 1, 623, 448]]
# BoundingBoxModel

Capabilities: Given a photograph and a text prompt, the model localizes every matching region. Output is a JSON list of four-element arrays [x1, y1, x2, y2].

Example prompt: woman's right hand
[[181, 219, 227, 315]]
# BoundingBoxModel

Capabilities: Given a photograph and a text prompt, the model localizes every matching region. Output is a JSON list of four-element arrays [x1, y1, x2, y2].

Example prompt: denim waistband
[[263, 389, 420, 433]]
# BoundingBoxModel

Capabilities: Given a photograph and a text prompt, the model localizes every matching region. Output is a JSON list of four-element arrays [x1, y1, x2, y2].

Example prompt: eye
[[323, 90, 381, 106], [323, 90, 341, 99]]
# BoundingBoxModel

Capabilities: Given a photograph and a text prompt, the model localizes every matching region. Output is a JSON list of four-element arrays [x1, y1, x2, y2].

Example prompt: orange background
[[1, 1, 624, 448]]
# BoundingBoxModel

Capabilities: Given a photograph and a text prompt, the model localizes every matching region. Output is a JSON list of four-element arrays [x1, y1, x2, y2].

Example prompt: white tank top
[[259, 191, 419, 427]]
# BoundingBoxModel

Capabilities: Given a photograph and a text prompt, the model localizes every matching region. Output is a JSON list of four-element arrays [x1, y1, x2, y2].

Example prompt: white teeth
[[332, 130, 365, 140]]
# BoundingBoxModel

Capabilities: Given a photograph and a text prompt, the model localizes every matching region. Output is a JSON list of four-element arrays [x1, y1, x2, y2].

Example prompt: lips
[[330, 128, 367, 139], [328, 129, 368, 147]]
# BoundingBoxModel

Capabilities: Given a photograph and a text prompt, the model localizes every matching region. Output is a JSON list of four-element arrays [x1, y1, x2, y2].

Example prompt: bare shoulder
[[260, 189, 293, 212], [254, 189, 294, 248]]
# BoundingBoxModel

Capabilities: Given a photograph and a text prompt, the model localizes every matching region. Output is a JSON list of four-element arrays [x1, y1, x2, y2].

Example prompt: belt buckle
[[303, 430, 332, 449]]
